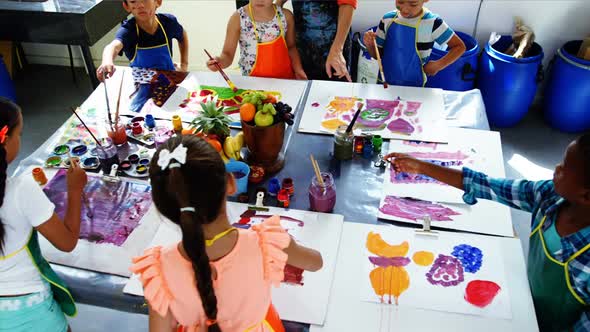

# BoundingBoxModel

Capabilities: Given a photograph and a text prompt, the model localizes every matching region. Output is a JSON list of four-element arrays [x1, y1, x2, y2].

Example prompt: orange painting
[[412, 251, 435, 266]]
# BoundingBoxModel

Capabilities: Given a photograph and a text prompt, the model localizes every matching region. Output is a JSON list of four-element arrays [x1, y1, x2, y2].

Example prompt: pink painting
[[379, 195, 461, 222], [43, 170, 153, 246]]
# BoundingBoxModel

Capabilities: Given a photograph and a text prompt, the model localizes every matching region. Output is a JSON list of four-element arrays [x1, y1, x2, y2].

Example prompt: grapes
[[272, 102, 295, 126]]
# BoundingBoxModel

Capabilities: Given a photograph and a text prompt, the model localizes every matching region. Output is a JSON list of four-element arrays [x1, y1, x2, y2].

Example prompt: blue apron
[[129, 16, 175, 112], [382, 13, 426, 87]]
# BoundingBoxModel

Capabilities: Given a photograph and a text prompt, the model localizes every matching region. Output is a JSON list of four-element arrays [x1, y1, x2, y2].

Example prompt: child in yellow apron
[[384, 133, 590, 331], [207, 1, 307, 80], [0, 98, 87, 332]]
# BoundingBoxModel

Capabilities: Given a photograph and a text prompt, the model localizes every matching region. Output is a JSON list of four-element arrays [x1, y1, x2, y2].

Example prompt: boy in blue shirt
[[364, 0, 465, 87]]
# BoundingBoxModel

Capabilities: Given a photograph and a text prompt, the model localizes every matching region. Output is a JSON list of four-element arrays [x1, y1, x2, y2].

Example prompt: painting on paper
[[362, 231, 511, 319], [43, 170, 153, 246]]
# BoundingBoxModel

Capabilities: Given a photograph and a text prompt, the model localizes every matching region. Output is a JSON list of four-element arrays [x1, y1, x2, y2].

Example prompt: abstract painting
[[43, 169, 153, 246]]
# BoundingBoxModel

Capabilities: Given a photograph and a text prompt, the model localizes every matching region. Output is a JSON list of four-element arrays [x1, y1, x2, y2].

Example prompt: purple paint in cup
[[308, 172, 336, 213]]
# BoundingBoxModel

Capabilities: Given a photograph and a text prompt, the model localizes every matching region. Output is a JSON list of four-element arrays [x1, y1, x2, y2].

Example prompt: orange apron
[[175, 304, 285, 332], [248, 4, 294, 79]]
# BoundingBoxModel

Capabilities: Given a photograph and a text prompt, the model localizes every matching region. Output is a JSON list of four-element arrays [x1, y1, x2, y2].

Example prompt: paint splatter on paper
[[284, 264, 305, 286], [43, 170, 152, 246], [452, 244, 483, 273], [412, 251, 435, 266], [403, 140, 438, 150], [464, 280, 501, 308], [426, 254, 465, 287], [379, 195, 461, 222]]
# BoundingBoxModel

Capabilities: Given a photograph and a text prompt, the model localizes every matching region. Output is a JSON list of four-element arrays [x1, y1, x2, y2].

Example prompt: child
[[131, 135, 322, 331], [97, 0, 189, 112], [0, 98, 87, 332], [363, 0, 466, 87], [207, 0, 307, 80], [385, 134, 590, 331]]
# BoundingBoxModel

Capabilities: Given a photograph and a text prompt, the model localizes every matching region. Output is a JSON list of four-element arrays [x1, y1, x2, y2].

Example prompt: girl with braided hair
[[131, 135, 322, 332]]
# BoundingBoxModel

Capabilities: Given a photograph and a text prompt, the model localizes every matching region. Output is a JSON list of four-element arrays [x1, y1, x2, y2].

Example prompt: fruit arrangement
[[239, 91, 294, 127]]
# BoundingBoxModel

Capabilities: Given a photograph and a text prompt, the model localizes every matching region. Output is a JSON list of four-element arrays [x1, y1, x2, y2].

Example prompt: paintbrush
[[204, 49, 238, 92], [345, 102, 364, 134], [309, 154, 326, 195], [373, 39, 388, 89], [71, 108, 103, 148], [114, 71, 125, 128], [67, 151, 93, 219], [103, 72, 114, 131]]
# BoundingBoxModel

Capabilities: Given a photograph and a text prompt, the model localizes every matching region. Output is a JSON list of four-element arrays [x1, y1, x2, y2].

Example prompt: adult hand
[[423, 61, 442, 76], [384, 153, 423, 174], [175, 62, 188, 72], [96, 63, 115, 82], [206, 57, 221, 72], [66, 158, 87, 194], [326, 48, 352, 82], [294, 69, 308, 80]]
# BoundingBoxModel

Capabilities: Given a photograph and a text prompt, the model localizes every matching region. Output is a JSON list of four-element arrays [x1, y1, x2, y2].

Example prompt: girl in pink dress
[[131, 135, 323, 332]]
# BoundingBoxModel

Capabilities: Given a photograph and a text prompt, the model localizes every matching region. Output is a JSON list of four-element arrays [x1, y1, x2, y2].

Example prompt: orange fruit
[[181, 128, 196, 135], [206, 138, 222, 152], [240, 103, 256, 122], [264, 94, 278, 104]]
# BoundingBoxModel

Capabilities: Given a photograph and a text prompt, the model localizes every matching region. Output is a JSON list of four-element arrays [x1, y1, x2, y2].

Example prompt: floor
[[7, 65, 579, 331]]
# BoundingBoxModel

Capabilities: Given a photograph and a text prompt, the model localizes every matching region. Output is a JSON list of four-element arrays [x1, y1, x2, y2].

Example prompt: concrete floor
[[8, 65, 578, 331]]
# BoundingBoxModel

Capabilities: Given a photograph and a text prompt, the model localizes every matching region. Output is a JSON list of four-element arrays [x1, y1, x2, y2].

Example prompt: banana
[[219, 150, 229, 163], [223, 132, 244, 161]]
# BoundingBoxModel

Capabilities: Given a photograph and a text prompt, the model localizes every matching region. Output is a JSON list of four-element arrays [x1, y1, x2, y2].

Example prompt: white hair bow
[[157, 144, 188, 170]]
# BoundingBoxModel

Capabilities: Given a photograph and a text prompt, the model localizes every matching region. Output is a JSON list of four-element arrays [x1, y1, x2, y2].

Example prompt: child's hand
[[66, 158, 87, 194], [97, 63, 115, 81], [384, 153, 423, 174], [424, 61, 442, 76], [294, 69, 308, 80], [363, 31, 377, 49], [206, 57, 221, 72]]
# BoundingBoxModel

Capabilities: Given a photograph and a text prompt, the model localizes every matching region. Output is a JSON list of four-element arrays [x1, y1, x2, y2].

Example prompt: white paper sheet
[[383, 128, 506, 204], [310, 222, 538, 332], [298, 80, 448, 143], [35, 168, 161, 277], [124, 202, 344, 326]]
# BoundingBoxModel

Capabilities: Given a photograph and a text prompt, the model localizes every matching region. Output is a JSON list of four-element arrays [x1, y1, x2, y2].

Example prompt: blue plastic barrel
[[478, 35, 544, 127], [544, 40, 590, 133], [426, 31, 479, 91], [0, 56, 16, 103]]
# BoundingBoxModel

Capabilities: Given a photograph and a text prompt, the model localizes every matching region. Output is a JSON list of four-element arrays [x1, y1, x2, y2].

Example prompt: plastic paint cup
[[225, 160, 250, 195]]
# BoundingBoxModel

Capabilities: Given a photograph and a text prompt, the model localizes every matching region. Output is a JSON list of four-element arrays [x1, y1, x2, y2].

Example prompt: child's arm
[[35, 159, 87, 252], [424, 33, 466, 76], [177, 30, 189, 72], [148, 304, 175, 332], [97, 40, 124, 81], [284, 9, 307, 80], [385, 153, 550, 213], [206, 12, 240, 72], [284, 237, 323, 272], [363, 31, 383, 60]]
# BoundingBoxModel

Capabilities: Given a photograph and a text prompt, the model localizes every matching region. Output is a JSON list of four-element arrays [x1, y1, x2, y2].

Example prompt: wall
[[21, 0, 590, 73]]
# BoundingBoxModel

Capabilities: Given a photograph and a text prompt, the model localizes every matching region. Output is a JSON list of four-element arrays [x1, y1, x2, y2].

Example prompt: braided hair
[[149, 135, 226, 332], [0, 98, 22, 254]]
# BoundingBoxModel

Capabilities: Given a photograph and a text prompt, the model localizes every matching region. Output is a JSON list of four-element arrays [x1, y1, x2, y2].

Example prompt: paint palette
[[46, 139, 100, 170], [120, 150, 153, 178], [125, 116, 156, 146]]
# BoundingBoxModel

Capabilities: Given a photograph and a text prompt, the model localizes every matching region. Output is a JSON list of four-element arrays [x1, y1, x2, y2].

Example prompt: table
[[0, 0, 128, 88], [15, 73, 490, 315]]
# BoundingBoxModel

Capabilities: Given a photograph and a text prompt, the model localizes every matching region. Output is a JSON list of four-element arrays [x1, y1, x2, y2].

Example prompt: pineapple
[[190, 100, 232, 140]]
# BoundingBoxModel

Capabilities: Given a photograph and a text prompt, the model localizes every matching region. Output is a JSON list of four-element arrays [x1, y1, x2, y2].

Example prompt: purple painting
[[425, 254, 465, 287], [43, 169, 153, 246], [379, 195, 461, 222]]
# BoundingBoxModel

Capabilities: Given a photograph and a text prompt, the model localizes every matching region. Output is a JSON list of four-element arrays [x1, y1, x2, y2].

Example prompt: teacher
[[236, 0, 357, 81]]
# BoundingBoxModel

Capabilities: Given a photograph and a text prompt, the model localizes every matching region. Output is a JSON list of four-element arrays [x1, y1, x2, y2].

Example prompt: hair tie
[[168, 163, 182, 169], [180, 207, 196, 213], [0, 125, 8, 144], [205, 319, 217, 327], [157, 144, 188, 170]]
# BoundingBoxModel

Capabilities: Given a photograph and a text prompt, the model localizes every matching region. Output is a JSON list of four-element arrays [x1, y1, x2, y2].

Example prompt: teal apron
[[382, 12, 426, 87], [528, 216, 588, 331], [129, 16, 175, 112], [1, 230, 76, 317]]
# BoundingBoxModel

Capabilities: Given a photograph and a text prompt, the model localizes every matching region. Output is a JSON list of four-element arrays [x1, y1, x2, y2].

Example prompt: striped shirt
[[462, 167, 590, 331], [376, 8, 454, 65]]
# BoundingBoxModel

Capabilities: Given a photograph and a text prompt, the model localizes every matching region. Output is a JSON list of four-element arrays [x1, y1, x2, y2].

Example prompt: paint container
[[354, 136, 364, 154], [268, 178, 281, 196], [333, 125, 354, 161], [53, 145, 70, 155], [225, 160, 250, 195], [139, 158, 150, 166], [136, 165, 148, 174], [131, 122, 143, 136], [128, 154, 140, 164], [83, 157, 99, 169], [282, 178, 294, 196], [107, 118, 128, 145], [362, 137, 374, 159], [154, 126, 171, 148], [120, 161, 132, 171], [248, 165, 265, 184], [32, 167, 48, 185], [64, 157, 80, 168], [277, 189, 290, 208], [172, 115, 183, 132], [71, 145, 88, 157], [308, 172, 336, 213], [145, 114, 156, 129], [45, 156, 62, 167], [96, 138, 120, 172], [372, 135, 383, 153]]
